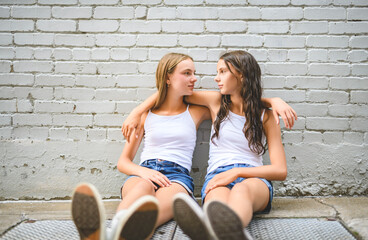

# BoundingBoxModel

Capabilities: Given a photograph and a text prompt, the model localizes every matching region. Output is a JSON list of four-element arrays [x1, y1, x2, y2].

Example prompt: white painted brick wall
[[94, 7, 134, 19], [349, 50, 368, 62], [95, 34, 136, 47], [0, 7, 10, 18], [36, 20, 76, 32], [0, 33, 12, 45], [262, 7, 303, 20], [79, 20, 119, 32], [53, 114, 93, 127], [147, 7, 176, 19], [0, 1, 367, 200], [56, 34, 94, 47], [14, 33, 54, 46], [163, 20, 204, 33], [121, 20, 161, 33], [52, 7, 92, 19], [12, 6, 51, 19], [304, 7, 346, 20], [34, 48, 53, 60], [248, 21, 289, 34]]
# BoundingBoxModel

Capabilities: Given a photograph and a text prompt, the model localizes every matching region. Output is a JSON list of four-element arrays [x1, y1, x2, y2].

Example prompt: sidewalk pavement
[[0, 196, 367, 239]]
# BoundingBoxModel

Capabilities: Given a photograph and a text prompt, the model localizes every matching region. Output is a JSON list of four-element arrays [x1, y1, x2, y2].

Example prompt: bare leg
[[227, 178, 269, 227], [117, 177, 155, 211], [155, 183, 188, 227], [204, 186, 231, 203]]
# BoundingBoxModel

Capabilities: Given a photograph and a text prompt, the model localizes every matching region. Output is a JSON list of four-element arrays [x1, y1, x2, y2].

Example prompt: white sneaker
[[110, 195, 159, 240], [204, 201, 254, 240], [173, 193, 215, 240], [71, 183, 106, 240]]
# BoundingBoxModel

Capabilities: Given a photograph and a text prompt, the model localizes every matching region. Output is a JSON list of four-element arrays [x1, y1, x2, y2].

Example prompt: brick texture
[[0, 1, 367, 199]]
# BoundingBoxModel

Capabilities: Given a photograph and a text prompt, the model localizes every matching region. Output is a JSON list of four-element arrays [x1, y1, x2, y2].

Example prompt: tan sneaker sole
[[72, 183, 105, 240]]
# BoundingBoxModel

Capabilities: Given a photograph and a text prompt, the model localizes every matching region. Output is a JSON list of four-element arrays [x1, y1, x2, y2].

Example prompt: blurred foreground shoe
[[173, 193, 215, 240], [204, 201, 254, 240], [72, 183, 106, 240], [110, 195, 159, 240]]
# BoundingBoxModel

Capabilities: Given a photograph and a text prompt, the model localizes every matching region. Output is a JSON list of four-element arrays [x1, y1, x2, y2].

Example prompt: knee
[[139, 179, 155, 190], [232, 182, 251, 194], [231, 178, 265, 201], [122, 178, 155, 196], [231, 180, 258, 201], [135, 179, 156, 195]]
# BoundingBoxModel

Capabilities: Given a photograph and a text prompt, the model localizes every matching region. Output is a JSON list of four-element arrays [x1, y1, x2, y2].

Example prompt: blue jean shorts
[[122, 159, 194, 198], [201, 163, 273, 214]]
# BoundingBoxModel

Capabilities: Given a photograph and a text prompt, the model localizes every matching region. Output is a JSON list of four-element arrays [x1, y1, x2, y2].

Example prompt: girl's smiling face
[[167, 59, 197, 96], [214, 59, 242, 95]]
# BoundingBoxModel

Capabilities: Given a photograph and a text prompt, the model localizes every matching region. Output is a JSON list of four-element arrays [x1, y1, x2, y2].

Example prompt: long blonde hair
[[153, 53, 193, 109]]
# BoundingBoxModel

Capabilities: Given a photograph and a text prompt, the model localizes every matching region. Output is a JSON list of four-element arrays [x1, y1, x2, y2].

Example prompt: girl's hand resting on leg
[[205, 169, 239, 194], [138, 167, 172, 190]]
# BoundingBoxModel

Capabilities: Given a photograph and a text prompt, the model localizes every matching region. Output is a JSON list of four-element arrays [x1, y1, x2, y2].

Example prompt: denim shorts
[[122, 159, 194, 198], [201, 163, 273, 214]]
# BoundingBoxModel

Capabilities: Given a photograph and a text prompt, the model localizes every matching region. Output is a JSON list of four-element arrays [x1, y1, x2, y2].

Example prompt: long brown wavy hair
[[153, 53, 193, 109], [211, 50, 266, 155]]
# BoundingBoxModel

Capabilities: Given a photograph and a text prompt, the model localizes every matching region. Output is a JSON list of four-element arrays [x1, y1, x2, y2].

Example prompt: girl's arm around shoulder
[[122, 92, 158, 141], [117, 111, 148, 176], [262, 109, 287, 180], [185, 91, 221, 120], [262, 97, 298, 129], [185, 90, 221, 108], [188, 104, 211, 129]]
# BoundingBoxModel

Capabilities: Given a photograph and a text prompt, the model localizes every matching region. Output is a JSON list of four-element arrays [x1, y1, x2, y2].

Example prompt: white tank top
[[207, 110, 266, 174], [140, 105, 196, 171]]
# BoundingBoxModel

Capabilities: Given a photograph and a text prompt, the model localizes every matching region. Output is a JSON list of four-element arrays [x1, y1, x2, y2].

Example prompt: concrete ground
[[0, 197, 367, 239]]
